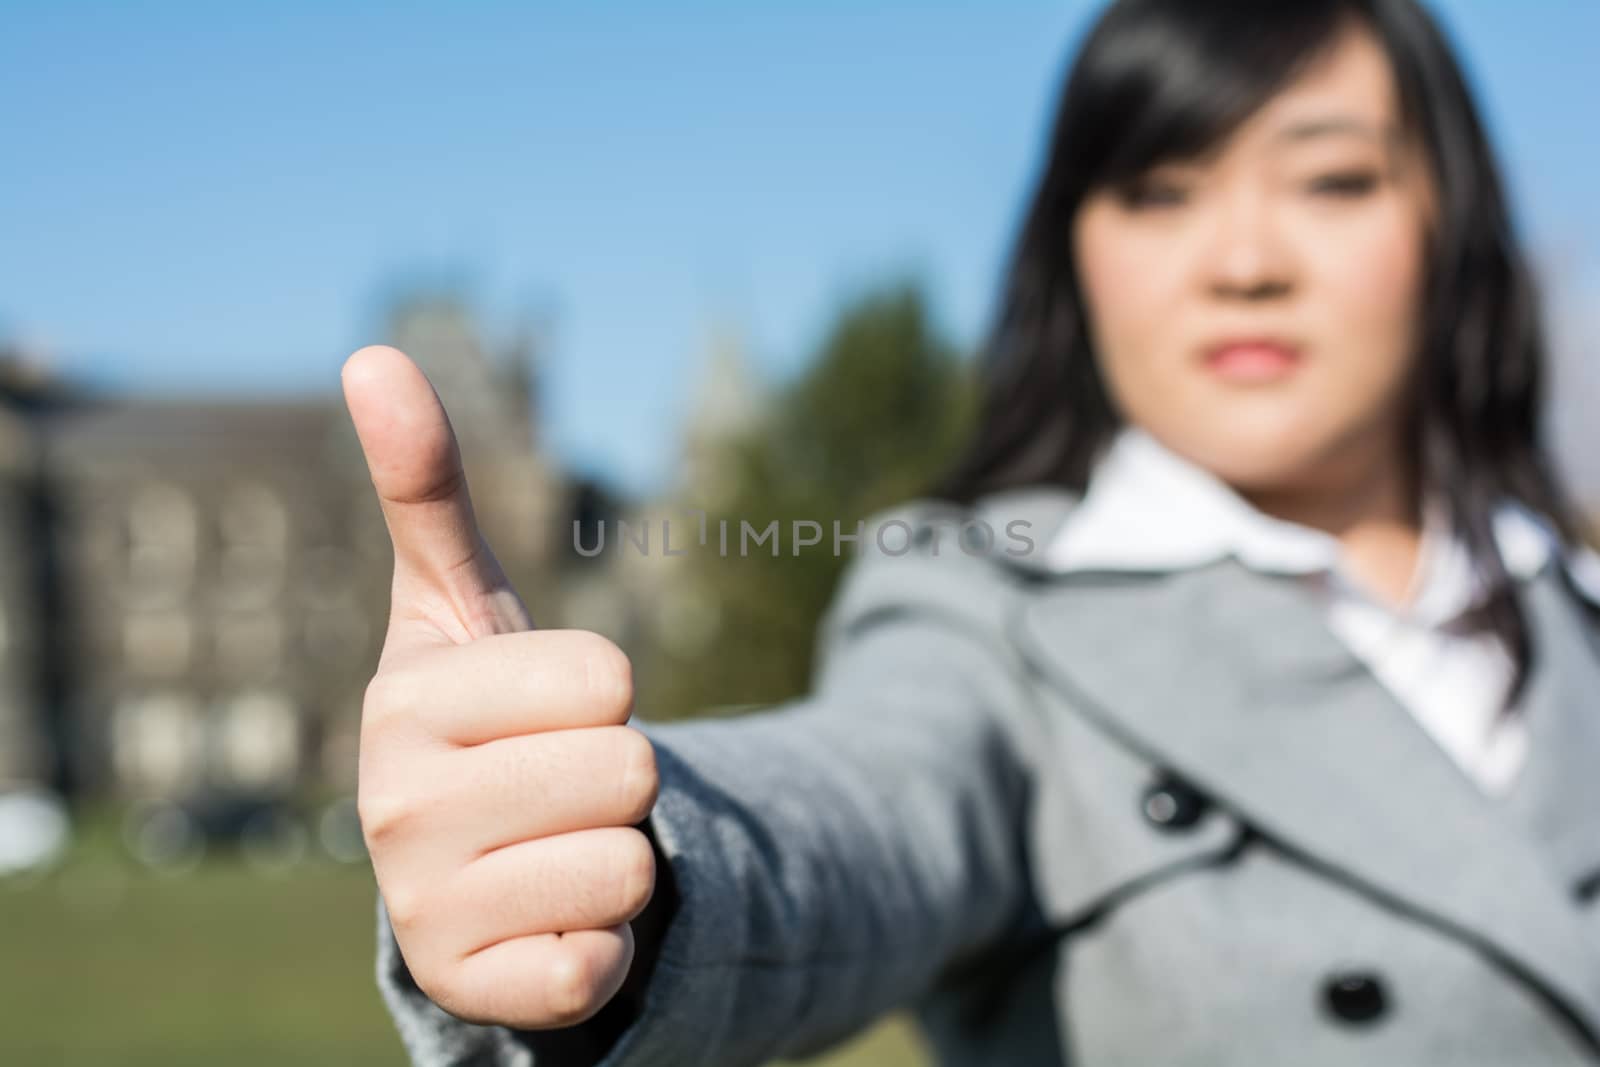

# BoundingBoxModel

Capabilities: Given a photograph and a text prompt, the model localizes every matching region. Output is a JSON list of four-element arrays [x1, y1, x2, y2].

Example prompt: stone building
[[45, 398, 382, 803], [14, 297, 585, 807], [0, 363, 54, 792]]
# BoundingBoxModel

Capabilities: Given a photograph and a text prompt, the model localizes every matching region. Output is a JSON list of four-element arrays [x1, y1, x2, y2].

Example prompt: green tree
[[643, 280, 975, 721]]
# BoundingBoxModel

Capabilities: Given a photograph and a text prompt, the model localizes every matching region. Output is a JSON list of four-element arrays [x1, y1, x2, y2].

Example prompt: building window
[[122, 610, 193, 677], [125, 483, 197, 606], [217, 484, 290, 609], [214, 612, 283, 681], [215, 690, 300, 790], [217, 544, 286, 608], [219, 483, 288, 551], [111, 693, 205, 796]]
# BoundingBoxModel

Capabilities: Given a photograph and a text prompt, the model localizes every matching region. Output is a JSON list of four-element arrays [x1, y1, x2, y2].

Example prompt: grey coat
[[376, 489, 1600, 1065]]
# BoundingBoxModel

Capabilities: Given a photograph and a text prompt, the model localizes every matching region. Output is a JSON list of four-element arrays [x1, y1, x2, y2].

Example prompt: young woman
[[342, 0, 1600, 1063]]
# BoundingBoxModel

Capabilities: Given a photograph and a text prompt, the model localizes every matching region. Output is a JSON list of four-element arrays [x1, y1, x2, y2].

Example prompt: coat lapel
[[1010, 556, 1600, 1035], [1503, 571, 1600, 892]]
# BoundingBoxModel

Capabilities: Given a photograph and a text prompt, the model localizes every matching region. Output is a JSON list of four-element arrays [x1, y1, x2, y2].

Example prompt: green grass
[[1, 815, 928, 1066]]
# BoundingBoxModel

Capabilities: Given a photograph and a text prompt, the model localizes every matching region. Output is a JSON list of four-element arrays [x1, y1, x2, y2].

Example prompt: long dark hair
[[938, 0, 1592, 715]]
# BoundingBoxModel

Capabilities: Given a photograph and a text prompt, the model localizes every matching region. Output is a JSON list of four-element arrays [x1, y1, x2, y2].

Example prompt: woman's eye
[[1306, 170, 1380, 198], [1117, 179, 1190, 210]]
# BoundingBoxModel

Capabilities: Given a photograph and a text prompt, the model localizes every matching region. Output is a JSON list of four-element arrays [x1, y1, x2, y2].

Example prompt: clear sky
[[3, 1, 1598, 495]]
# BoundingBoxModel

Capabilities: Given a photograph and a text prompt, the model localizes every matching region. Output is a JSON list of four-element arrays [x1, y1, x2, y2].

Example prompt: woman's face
[[1073, 22, 1435, 495]]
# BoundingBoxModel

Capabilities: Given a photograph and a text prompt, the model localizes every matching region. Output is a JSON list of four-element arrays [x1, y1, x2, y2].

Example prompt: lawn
[[0, 818, 927, 1066]]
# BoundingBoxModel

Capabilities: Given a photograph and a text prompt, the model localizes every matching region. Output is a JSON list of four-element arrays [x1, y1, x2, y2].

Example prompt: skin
[[345, 344, 659, 1029], [1072, 21, 1438, 608]]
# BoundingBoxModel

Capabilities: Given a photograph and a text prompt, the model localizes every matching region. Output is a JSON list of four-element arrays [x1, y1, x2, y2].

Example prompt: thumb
[[341, 344, 530, 644]]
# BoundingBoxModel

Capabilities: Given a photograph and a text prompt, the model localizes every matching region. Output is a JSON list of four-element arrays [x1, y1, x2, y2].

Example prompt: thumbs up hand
[[342, 345, 660, 1030]]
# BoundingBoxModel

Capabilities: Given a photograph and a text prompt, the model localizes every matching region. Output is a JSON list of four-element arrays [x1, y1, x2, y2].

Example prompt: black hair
[[938, 0, 1593, 716]]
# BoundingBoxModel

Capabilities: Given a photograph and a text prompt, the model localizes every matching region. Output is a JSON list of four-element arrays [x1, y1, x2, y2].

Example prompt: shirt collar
[[1045, 425, 1600, 622], [1045, 426, 1339, 577]]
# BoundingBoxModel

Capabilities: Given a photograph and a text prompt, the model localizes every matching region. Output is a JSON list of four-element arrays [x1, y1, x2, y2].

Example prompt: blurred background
[[1, 2, 1596, 1063]]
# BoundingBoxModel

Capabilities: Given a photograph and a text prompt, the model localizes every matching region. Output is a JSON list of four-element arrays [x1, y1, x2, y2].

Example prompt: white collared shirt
[[1045, 426, 1600, 795]]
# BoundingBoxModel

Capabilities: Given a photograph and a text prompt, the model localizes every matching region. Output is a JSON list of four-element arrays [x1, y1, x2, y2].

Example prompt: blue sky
[[3, 1, 1598, 495]]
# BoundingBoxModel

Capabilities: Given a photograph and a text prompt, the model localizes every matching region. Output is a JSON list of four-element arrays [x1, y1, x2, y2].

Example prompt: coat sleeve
[[374, 502, 1047, 1066]]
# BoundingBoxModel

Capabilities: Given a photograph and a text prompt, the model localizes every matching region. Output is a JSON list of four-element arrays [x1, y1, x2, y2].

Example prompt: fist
[[342, 345, 660, 1029]]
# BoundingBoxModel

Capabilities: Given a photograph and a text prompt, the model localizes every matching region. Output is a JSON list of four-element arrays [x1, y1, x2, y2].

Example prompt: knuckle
[[362, 668, 421, 728], [613, 829, 657, 918], [544, 950, 605, 1025], [381, 883, 428, 935], [358, 787, 415, 851], [616, 729, 660, 824], [413, 965, 470, 1022], [579, 634, 634, 721]]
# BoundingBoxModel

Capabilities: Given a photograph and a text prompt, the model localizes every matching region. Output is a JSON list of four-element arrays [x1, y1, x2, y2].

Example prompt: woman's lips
[[1202, 339, 1304, 383]]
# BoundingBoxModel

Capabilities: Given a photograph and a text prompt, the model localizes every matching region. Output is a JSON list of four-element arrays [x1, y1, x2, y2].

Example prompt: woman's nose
[[1200, 190, 1296, 301]]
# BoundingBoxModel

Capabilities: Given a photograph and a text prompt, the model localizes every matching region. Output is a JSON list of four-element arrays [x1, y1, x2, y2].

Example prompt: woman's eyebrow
[[1271, 116, 1397, 146]]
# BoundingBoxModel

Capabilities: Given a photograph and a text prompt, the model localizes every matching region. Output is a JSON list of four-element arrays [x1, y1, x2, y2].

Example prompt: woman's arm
[[375, 507, 1043, 1067]]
